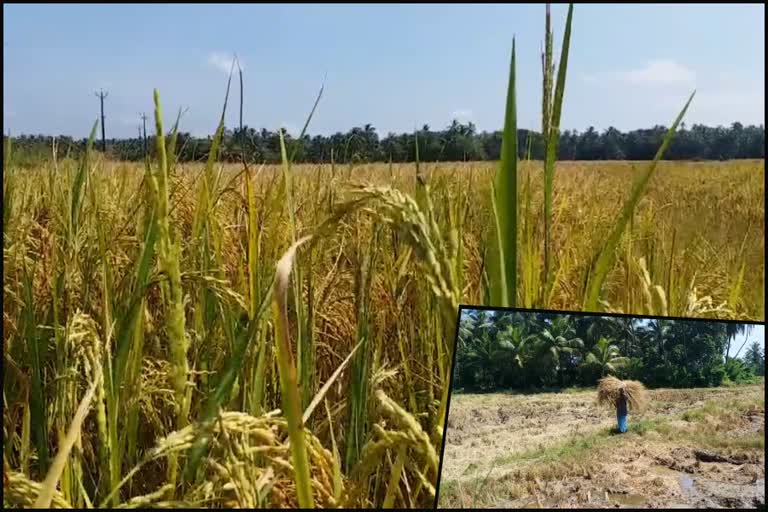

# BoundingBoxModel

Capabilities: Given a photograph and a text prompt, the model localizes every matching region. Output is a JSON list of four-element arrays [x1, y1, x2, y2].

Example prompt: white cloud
[[450, 109, 474, 122], [621, 60, 695, 85], [583, 59, 696, 87], [207, 52, 243, 74]]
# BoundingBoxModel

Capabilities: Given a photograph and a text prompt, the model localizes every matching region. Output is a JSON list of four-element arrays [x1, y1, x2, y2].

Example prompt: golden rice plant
[[1, 3, 763, 510]]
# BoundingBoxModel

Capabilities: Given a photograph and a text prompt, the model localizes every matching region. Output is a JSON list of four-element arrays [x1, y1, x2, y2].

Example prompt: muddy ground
[[438, 384, 765, 508]]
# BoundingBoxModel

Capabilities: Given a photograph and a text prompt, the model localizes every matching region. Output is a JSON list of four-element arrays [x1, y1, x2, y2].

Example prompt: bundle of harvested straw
[[596, 376, 648, 413]]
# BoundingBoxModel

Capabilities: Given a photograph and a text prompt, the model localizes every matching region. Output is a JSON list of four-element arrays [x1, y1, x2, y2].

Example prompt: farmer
[[616, 385, 628, 433], [598, 376, 647, 434]]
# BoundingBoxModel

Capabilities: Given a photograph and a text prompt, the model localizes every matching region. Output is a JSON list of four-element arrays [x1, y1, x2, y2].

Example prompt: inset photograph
[[437, 307, 764, 509]]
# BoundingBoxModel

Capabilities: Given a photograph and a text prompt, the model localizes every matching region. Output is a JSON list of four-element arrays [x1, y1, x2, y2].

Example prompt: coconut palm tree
[[724, 323, 753, 362], [583, 336, 630, 377], [497, 324, 531, 369], [463, 332, 498, 390], [496, 323, 534, 388], [457, 313, 477, 346], [643, 318, 671, 364], [743, 341, 765, 376], [536, 315, 584, 386]]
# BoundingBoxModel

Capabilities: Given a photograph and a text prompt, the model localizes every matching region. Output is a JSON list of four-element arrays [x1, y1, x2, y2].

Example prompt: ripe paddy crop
[[2, 3, 763, 509]]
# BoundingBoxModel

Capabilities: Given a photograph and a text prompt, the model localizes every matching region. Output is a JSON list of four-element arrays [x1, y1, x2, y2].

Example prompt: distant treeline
[[5, 121, 765, 166], [454, 310, 764, 393]]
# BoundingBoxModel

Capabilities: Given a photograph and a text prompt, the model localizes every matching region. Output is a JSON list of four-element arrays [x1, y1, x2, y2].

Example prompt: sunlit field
[[3, 154, 763, 507], [3, 1, 764, 508]]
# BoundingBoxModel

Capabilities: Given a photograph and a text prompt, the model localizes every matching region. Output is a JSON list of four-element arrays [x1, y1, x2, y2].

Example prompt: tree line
[[5, 120, 764, 166], [454, 309, 764, 393]]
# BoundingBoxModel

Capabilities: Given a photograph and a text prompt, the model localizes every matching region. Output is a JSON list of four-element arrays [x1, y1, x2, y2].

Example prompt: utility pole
[[140, 112, 148, 157], [95, 89, 108, 152]]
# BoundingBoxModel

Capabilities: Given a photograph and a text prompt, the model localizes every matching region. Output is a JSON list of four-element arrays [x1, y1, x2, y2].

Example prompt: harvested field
[[438, 383, 765, 508]]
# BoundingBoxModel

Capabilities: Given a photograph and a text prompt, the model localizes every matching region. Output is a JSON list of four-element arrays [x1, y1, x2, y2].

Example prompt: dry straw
[[596, 376, 648, 413]]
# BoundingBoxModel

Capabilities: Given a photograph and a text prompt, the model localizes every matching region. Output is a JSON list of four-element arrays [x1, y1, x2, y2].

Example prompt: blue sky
[[3, 3, 764, 138], [728, 324, 764, 360]]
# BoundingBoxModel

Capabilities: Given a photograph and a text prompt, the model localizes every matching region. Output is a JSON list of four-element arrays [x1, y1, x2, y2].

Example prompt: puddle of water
[[651, 463, 765, 507], [649, 464, 698, 497], [678, 474, 694, 493], [608, 492, 647, 506]]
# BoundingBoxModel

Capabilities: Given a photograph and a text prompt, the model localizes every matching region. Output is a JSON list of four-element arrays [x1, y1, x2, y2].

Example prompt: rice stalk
[[21, 261, 47, 475], [68, 120, 98, 243], [34, 314, 104, 509], [303, 338, 364, 425], [181, 274, 275, 482], [583, 90, 696, 311], [382, 445, 407, 509], [542, 3, 573, 290], [273, 236, 315, 508], [487, 38, 517, 309], [345, 224, 378, 472], [148, 89, 191, 488]]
